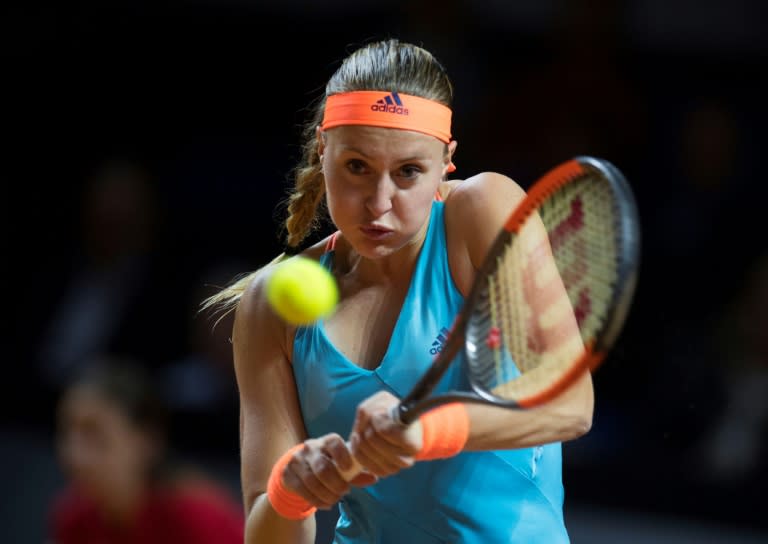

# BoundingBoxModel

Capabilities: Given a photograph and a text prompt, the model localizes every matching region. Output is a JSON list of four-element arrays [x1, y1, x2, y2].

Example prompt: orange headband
[[320, 91, 452, 144]]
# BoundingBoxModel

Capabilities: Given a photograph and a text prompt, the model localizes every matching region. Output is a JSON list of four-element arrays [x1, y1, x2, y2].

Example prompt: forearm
[[464, 372, 594, 450], [244, 494, 315, 544]]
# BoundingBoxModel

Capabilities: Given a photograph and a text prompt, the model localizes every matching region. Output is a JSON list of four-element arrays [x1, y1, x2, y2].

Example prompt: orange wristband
[[414, 403, 470, 461], [266, 445, 317, 520]]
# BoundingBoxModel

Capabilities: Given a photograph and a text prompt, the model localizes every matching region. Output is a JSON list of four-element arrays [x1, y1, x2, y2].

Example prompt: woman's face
[[57, 385, 157, 505], [319, 126, 451, 259]]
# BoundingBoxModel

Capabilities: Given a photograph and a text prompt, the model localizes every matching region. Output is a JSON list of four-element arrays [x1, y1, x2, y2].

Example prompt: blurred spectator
[[34, 159, 184, 407], [654, 98, 747, 273], [639, 98, 754, 453], [48, 356, 244, 544], [695, 254, 768, 481]]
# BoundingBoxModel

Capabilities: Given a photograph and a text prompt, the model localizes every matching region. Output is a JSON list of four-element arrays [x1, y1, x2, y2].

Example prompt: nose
[[365, 175, 395, 217]]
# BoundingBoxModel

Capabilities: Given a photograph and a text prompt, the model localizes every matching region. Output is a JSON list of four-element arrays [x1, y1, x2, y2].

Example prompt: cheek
[[325, 185, 359, 225], [107, 432, 151, 474]]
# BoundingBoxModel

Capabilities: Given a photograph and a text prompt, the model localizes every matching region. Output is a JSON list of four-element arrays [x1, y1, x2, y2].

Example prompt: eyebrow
[[340, 145, 432, 163]]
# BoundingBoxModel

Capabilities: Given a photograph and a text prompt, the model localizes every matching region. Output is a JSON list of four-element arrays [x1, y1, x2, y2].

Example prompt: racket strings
[[547, 177, 619, 340], [466, 174, 624, 401]]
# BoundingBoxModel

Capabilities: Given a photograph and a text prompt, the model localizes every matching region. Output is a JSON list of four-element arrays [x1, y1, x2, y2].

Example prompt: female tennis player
[[204, 38, 594, 544]]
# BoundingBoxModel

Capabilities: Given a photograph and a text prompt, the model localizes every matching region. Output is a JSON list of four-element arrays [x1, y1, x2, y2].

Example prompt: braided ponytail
[[283, 150, 326, 251]]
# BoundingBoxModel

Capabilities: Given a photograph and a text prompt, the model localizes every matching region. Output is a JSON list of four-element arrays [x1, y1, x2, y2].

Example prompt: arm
[[233, 271, 316, 544], [235, 263, 375, 543], [446, 171, 594, 450]]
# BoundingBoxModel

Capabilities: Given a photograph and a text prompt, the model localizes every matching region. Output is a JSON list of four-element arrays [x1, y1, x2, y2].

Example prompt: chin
[[352, 238, 399, 259]]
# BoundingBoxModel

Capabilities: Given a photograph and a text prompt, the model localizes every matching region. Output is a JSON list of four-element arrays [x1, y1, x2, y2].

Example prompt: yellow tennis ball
[[266, 256, 339, 326]]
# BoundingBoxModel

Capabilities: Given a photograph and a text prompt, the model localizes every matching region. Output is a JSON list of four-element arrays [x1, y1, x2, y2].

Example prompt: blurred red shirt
[[50, 482, 244, 544]]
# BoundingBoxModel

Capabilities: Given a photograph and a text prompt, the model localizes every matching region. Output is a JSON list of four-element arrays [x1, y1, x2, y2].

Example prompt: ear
[[316, 126, 326, 163], [445, 140, 458, 174]]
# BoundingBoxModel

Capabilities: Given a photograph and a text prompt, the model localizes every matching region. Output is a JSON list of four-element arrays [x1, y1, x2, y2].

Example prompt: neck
[[354, 244, 420, 285], [341, 218, 429, 287], [101, 480, 148, 526]]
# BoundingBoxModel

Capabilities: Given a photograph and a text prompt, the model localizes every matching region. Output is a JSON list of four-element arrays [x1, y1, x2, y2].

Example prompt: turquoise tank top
[[293, 201, 569, 544]]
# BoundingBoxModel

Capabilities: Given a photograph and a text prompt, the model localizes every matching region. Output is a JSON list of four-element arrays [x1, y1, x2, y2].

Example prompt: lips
[[360, 225, 393, 240]]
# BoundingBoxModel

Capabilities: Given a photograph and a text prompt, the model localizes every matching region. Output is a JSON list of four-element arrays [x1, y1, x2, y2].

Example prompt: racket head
[[463, 156, 640, 409]]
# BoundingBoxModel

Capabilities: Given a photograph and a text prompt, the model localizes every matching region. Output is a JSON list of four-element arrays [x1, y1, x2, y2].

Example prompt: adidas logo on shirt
[[429, 327, 451, 355], [371, 91, 409, 115]]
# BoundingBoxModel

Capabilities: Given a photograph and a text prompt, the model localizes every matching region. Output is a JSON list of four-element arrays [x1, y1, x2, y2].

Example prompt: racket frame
[[394, 156, 640, 425]]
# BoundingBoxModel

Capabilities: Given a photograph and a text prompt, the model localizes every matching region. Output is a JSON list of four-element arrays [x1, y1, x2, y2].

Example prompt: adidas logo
[[429, 327, 451, 355], [370, 91, 409, 115]]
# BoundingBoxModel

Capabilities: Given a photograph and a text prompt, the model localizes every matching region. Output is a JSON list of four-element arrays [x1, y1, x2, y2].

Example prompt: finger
[[352, 429, 415, 476], [324, 434, 357, 473], [284, 451, 343, 509], [351, 391, 393, 435], [369, 411, 420, 455], [363, 421, 419, 459], [352, 403, 371, 436], [352, 446, 409, 477], [306, 451, 351, 507], [350, 472, 378, 487], [318, 437, 361, 491]]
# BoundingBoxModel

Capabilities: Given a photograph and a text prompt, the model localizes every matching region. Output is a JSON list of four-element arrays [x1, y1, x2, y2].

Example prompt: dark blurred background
[[3, 0, 766, 542]]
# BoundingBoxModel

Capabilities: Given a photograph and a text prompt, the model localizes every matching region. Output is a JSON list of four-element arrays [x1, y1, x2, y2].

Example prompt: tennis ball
[[266, 256, 339, 326]]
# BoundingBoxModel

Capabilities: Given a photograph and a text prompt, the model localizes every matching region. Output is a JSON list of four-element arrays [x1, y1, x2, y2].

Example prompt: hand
[[281, 434, 377, 510], [349, 391, 423, 477]]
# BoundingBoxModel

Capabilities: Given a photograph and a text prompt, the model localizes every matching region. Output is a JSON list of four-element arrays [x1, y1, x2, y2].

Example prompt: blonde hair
[[201, 38, 454, 319]]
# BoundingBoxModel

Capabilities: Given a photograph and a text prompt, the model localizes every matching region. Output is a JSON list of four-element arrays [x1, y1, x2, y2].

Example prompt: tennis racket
[[341, 155, 640, 479]]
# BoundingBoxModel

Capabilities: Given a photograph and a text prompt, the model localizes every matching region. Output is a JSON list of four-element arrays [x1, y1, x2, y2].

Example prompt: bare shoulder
[[298, 236, 334, 262], [233, 236, 335, 365], [232, 263, 288, 369], [444, 172, 526, 216], [443, 173, 528, 289], [443, 172, 527, 243], [437, 179, 463, 200]]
